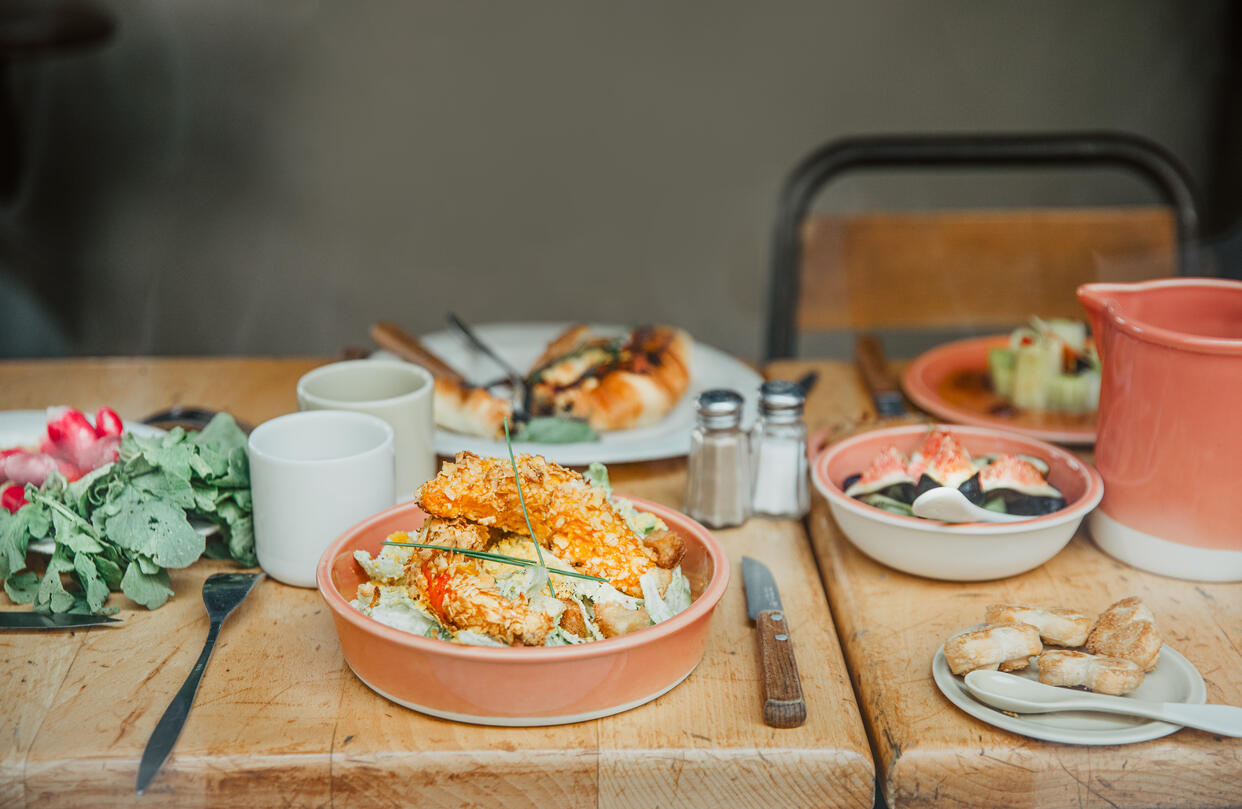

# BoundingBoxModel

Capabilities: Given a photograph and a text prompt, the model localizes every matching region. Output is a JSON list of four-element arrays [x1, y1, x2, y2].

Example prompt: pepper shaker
[[751, 380, 810, 519], [684, 389, 751, 528]]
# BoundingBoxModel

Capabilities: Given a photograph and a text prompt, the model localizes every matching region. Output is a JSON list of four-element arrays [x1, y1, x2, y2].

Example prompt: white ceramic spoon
[[910, 487, 1028, 523], [964, 670, 1242, 737]]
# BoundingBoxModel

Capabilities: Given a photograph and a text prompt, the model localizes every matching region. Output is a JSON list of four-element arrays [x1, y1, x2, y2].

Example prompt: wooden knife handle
[[370, 321, 467, 383], [755, 609, 807, 728], [855, 333, 897, 395]]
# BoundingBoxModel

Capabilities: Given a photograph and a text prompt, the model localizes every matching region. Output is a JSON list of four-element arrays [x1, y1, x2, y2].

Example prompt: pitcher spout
[[1077, 278, 1242, 355]]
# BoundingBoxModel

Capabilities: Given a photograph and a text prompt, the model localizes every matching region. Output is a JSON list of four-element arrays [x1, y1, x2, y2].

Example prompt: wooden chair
[[763, 132, 1202, 360]]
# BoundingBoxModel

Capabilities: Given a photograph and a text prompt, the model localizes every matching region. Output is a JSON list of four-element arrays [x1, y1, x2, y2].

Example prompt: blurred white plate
[[376, 322, 762, 466], [932, 643, 1206, 745], [0, 410, 211, 554]]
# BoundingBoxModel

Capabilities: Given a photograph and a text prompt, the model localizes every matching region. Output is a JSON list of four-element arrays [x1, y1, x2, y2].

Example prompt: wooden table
[[0, 358, 875, 809], [769, 359, 1242, 809]]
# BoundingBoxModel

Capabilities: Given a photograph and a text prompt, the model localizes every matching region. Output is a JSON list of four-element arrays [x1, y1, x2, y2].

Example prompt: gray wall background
[[0, 0, 1231, 360]]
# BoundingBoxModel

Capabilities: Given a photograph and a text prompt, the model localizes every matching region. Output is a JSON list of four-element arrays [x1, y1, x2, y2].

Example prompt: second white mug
[[297, 359, 436, 500]]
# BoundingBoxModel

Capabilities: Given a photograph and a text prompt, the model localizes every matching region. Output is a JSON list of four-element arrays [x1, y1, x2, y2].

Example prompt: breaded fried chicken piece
[[405, 518, 554, 646], [417, 452, 658, 597], [558, 598, 588, 638], [595, 601, 653, 638], [641, 528, 686, 569]]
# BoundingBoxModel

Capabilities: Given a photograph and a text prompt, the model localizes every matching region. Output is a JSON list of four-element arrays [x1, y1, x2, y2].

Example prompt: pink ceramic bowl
[[317, 497, 729, 726], [812, 424, 1103, 581]]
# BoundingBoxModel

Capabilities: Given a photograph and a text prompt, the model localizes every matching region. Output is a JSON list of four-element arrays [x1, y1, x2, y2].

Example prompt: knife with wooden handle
[[370, 321, 468, 383], [855, 333, 907, 417], [742, 556, 807, 728]]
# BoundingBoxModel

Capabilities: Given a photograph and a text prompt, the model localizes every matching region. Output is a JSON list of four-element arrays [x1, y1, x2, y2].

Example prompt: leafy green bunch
[[0, 414, 254, 614]]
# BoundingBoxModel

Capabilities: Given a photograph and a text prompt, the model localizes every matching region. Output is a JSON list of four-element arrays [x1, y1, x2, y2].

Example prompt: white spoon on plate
[[964, 670, 1242, 737], [910, 487, 1028, 523]]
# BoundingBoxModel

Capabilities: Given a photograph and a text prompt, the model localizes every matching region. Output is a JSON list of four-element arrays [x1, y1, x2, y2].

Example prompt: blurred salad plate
[[902, 325, 1097, 445]]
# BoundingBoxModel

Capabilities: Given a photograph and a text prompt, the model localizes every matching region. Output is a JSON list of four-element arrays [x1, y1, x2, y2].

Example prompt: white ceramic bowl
[[811, 424, 1103, 581]]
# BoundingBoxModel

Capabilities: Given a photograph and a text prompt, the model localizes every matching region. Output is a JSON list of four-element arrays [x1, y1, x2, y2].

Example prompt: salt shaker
[[751, 380, 810, 519], [684, 389, 751, 528]]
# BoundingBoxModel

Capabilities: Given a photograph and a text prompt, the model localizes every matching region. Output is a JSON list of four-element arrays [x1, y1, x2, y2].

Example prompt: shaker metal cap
[[696, 389, 743, 428], [758, 380, 805, 418]]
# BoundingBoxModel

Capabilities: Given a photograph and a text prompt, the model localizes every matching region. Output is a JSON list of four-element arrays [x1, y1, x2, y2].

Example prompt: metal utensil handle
[[446, 313, 526, 380], [755, 609, 807, 728], [370, 321, 468, 382], [136, 620, 221, 794]]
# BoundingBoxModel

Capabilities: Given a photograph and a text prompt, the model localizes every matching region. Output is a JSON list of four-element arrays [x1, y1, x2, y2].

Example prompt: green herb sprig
[[503, 418, 557, 598], [380, 540, 606, 584]]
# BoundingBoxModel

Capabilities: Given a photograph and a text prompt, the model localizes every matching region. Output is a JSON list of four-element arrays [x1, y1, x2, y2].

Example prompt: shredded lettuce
[[544, 627, 589, 646], [640, 566, 692, 624], [584, 462, 611, 492], [584, 463, 666, 538], [353, 545, 413, 585], [350, 584, 442, 637], [455, 630, 507, 646], [613, 496, 664, 538]]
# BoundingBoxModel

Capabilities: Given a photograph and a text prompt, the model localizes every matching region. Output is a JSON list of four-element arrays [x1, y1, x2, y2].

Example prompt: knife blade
[[0, 611, 121, 630], [855, 333, 907, 417], [741, 557, 806, 728]]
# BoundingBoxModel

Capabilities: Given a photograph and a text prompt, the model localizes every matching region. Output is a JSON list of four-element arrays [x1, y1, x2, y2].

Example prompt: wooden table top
[[768, 358, 1242, 809], [0, 358, 874, 809]]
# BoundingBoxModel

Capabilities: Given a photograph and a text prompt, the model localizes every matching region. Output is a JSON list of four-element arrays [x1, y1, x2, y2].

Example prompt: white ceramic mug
[[296, 360, 435, 501], [249, 411, 395, 588]]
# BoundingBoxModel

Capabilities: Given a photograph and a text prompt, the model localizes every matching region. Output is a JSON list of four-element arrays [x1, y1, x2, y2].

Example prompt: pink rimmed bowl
[[317, 497, 729, 726], [812, 424, 1103, 581]]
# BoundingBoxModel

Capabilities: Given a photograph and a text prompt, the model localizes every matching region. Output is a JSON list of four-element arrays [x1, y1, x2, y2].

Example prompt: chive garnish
[[504, 417, 558, 598], [380, 539, 607, 583]]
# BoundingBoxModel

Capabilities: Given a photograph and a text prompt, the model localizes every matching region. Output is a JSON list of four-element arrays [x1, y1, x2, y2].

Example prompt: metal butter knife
[[0, 611, 121, 630], [742, 557, 807, 728], [855, 334, 907, 417], [137, 572, 263, 795]]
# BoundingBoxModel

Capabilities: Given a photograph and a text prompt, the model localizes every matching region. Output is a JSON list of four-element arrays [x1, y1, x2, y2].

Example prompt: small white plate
[[0, 409, 205, 555], [932, 644, 1206, 745], [375, 322, 763, 466]]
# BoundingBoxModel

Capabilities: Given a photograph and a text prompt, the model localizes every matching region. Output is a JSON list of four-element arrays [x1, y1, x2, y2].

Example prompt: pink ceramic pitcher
[[1078, 278, 1242, 581]]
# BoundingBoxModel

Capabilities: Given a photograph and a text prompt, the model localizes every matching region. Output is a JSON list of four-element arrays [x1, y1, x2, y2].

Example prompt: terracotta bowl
[[812, 424, 1103, 581], [317, 497, 729, 726]]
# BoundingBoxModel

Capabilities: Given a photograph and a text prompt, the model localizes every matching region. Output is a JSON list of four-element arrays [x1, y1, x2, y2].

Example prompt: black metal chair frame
[[763, 132, 1202, 360]]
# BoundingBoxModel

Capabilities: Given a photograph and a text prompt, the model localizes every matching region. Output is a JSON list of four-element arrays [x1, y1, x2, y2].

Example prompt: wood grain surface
[[797, 207, 1176, 331], [0, 358, 874, 809], [774, 359, 1242, 809]]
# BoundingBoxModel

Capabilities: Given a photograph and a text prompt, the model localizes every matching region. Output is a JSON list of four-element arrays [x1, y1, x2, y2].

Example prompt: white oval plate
[[932, 643, 1206, 745], [375, 322, 763, 466], [0, 409, 202, 554]]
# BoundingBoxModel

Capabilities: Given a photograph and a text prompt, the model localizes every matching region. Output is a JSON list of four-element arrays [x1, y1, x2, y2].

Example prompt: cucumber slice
[[987, 348, 1016, 397], [1048, 374, 1088, 412], [1084, 371, 1101, 412], [858, 493, 915, 517], [1047, 372, 1101, 414], [1012, 341, 1059, 410]]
